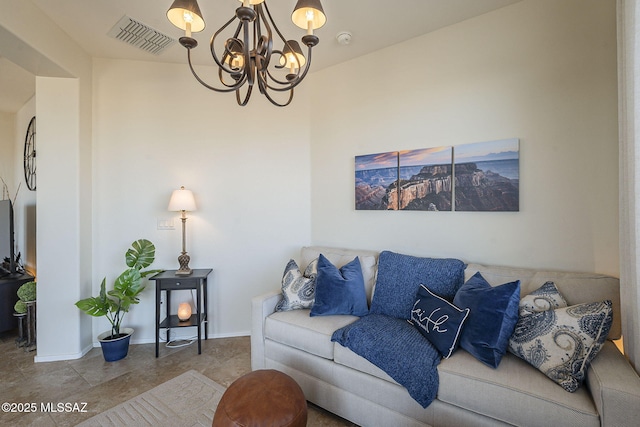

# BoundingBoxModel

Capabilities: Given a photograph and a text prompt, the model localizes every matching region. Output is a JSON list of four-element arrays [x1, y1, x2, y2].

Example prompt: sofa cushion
[[409, 285, 470, 358], [437, 350, 600, 427], [453, 271, 520, 368], [300, 246, 379, 304], [265, 309, 359, 359], [333, 343, 397, 385], [519, 281, 568, 316], [370, 251, 466, 320], [275, 259, 316, 311], [508, 300, 613, 392], [310, 254, 369, 317], [464, 263, 621, 339]]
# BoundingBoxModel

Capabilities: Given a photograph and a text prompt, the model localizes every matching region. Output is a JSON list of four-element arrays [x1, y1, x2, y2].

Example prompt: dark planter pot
[[97, 327, 134, 362]]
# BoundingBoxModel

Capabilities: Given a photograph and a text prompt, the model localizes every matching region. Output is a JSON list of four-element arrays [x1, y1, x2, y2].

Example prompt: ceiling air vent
[[107, 15, 176, 55]]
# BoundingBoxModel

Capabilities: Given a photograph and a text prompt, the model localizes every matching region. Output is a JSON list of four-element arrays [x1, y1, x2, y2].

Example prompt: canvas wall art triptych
[[355, 138, 519, 212]]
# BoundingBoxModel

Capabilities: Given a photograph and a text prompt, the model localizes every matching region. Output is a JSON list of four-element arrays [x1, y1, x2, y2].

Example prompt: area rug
[[77, 370, 226, 426]]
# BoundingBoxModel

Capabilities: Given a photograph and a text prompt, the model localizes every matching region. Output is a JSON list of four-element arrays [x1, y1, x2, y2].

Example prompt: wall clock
[[23, 116, 36, 191]]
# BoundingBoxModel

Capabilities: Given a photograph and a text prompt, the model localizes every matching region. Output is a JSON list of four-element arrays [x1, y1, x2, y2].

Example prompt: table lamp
[[177, 302, 192, 321], [168, 186, 197, 276]]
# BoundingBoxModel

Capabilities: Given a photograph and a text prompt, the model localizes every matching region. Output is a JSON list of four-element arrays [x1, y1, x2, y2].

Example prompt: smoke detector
[[336, 31, 353, 46], [108, 15, 176, 55]]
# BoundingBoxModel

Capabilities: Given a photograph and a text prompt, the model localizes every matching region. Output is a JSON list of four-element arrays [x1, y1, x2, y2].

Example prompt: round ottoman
[[212, 369, 307, 427]]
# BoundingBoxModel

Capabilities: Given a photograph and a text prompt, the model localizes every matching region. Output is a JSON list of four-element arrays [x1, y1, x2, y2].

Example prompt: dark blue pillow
[[370, 251, 466, 320], [453, 271, 521, 368], [310, 254, 369, 317], [409, 285, 470, 358]]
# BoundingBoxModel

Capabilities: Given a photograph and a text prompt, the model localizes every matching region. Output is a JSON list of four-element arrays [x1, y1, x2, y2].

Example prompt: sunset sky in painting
[[399, 147, 452, 166], [355, 151, 398, 170]]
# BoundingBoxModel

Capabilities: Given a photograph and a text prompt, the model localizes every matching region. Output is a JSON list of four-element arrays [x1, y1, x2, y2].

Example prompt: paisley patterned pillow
[[508, 300, 613, 392], [519, 281, 568, 316], [275, 259, 316, 311]]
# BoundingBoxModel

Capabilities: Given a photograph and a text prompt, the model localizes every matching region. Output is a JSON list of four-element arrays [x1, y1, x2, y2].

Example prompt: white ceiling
[[0, 0, 522, 113]]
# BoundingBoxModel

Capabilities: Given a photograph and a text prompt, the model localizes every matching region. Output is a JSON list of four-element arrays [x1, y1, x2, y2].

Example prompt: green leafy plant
[[14, 281, 36, 314], [75, 239, 162, 339]]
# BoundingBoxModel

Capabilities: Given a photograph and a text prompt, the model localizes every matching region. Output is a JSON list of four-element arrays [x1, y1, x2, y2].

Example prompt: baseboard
[[34, 342, 93, 363], [33, 332, 250, 361], [126, 330, 251, 345]]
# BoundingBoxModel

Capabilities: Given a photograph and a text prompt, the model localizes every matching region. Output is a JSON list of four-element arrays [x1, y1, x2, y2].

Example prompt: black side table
[[150, 268, 212, 357]]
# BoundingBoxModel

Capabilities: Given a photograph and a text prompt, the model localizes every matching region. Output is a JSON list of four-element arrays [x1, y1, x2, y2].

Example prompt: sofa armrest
[[586, 341, 640, 427], [251, 290, 282, 370]]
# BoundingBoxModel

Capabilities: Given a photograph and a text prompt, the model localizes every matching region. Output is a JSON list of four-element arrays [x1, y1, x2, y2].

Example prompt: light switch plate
[[157, 218, 175, 230]]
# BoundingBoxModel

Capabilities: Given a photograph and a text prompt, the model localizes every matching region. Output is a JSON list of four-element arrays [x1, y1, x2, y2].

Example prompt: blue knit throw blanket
[[332, 314, 440, 408]]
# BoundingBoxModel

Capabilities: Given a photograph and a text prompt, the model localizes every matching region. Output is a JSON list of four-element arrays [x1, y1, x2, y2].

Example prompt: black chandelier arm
[[184, 47, 239, 93], [210, 18, 247, 77], [254, 4, 275, 70], [261, 45, 314, 93], [235, 84, 253, 106], [242, 19, 255, 86], [257, 72, 294, 107], [261, 2, 289, 50], [218, 65, 248, 89]]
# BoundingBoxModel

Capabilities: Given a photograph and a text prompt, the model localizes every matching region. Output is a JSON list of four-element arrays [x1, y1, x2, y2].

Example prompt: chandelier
[[166, 0, 327, 107]]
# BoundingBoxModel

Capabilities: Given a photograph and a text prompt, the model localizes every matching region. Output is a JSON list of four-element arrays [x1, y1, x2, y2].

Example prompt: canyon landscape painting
[[355, 138, 519, 212], [454, 138, 520, 211], [397, 148, 453, 211], [355, 151, 399, 210]]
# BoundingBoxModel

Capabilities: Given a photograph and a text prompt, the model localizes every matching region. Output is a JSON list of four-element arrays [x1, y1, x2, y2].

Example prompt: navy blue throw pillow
[[370, 251, 466, 320], [409, 285, 470, 358], [310, 254, 369, 317], [453, 271, 521, 368]]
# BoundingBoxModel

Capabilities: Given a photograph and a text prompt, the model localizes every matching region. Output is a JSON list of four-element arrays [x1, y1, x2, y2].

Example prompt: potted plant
[[75, 239, 162, 361], [13, 280, 36, 349]]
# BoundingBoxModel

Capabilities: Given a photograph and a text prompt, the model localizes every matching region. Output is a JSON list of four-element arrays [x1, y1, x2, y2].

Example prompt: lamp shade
[[279, 40, 306, 69], [167, 0, 206, 33], [291, 0, 327, 31], [168, 186, 197, 212]]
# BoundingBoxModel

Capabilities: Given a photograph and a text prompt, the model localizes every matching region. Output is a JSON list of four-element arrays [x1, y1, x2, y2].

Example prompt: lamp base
[[175, 252, 192, 276]]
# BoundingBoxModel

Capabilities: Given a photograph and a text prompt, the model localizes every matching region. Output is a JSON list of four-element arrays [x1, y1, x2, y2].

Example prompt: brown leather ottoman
[[212, 369, 307, 427]]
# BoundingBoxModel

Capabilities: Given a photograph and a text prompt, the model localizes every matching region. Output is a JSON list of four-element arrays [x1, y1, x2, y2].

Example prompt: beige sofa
[[251, 246, 640, 427]]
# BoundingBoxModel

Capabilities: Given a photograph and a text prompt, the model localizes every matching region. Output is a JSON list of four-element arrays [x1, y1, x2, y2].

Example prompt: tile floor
[[0, 330, 355, 426]]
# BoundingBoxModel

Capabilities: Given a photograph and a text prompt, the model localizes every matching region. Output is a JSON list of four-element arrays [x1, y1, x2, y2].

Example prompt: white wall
[[0, 0, 94, 362], [91, 59, 311, 341], [310, 0, 619, 276], [0, 111, 15, 198]]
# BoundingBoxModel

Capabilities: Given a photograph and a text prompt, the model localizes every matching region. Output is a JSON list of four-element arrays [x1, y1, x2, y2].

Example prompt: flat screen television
[[0, 199, 16, 278]]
